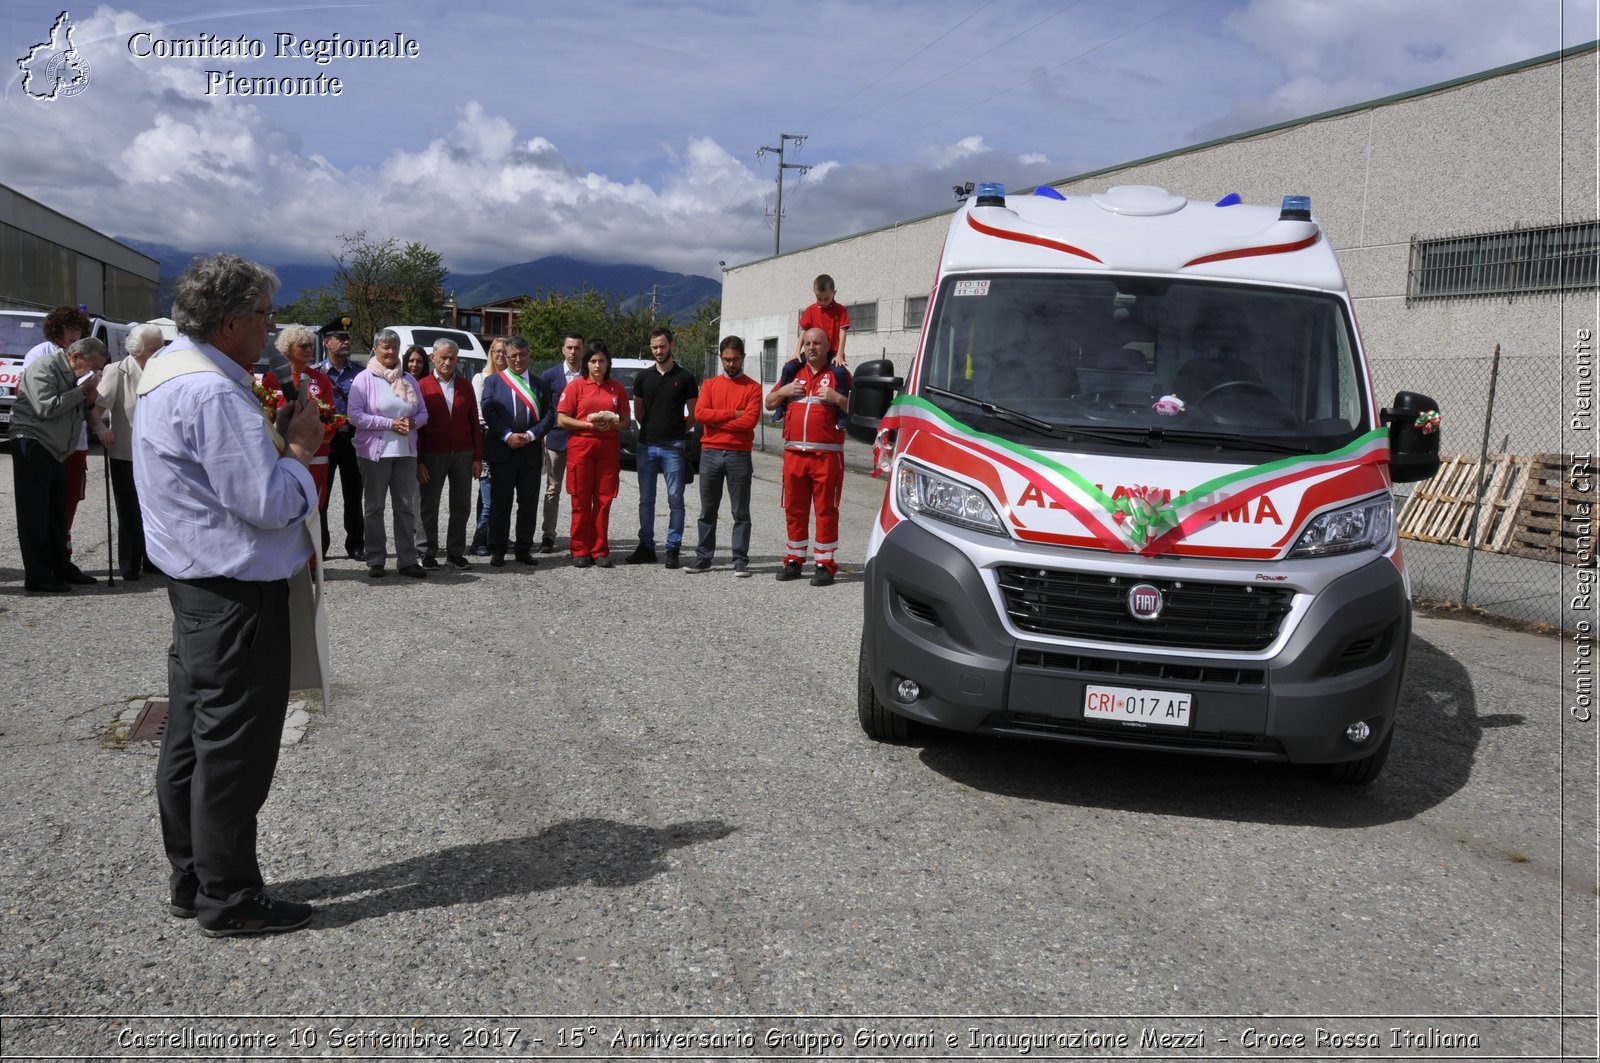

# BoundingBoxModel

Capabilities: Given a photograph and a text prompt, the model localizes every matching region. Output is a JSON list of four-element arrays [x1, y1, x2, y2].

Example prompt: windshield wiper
[[923, 386, 1057, 435], [1147, 428, 1314, 453]]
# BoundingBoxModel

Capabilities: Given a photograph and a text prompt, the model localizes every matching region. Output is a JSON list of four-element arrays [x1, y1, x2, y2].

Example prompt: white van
[[847, 184, 1441, 783], [0, 310, 46, 433], [379, 325, 489, 381]]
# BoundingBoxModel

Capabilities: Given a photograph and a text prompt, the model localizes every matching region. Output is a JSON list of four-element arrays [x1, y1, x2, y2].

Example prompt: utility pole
[[757, 133, 809, 256]]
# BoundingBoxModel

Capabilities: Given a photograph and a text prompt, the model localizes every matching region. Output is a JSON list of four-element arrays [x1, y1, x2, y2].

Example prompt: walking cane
[[102, 439, 115, 587]]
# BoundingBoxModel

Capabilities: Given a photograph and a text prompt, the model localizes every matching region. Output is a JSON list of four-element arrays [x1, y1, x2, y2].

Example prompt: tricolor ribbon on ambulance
[[878, 395, 1390, 556]]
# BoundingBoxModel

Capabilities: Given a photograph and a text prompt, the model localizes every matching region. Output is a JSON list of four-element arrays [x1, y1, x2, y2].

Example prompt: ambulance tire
[[1301, 727, 1393, 785], [857, 644, 913, 742]]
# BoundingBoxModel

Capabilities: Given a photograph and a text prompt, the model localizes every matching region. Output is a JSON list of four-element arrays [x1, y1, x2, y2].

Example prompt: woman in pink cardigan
[[346, 328, 429, 578]]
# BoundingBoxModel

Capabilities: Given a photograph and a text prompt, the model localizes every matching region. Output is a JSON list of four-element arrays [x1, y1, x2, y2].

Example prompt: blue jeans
[[636, 440, 687, 549], [696, 448, 752, 564]]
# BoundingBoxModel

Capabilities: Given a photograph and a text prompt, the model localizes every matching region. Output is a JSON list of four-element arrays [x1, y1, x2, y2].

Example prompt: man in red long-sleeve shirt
[[415, 339, 484, 569], [685, 336, 763, 576]]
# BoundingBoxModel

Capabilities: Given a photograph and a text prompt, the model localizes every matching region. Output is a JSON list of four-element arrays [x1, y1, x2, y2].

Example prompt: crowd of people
[[5, 255, 857, 936]]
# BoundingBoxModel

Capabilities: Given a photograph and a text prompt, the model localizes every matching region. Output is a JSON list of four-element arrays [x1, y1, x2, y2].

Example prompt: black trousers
[[109, 456, 147, 577], [321, 427, 363, 555], [158, 577, 291, 920], [11, 437, 71, 587], [488, 443, 542, 553]]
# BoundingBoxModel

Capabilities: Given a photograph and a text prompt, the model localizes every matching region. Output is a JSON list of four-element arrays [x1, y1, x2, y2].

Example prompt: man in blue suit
[[479, 337, 554, 567]]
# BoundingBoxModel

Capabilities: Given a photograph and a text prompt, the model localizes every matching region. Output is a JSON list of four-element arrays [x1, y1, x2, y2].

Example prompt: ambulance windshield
[[917, 275, 1367, 453]]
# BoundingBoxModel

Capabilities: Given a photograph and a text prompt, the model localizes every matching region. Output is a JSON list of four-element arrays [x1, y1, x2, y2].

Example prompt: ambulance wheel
[[858, 645, 913, 742], [1301, 728, 1393, 785]]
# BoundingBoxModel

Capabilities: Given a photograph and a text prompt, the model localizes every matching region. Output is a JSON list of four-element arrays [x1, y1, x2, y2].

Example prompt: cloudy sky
[[3, 0, 1595, 279]]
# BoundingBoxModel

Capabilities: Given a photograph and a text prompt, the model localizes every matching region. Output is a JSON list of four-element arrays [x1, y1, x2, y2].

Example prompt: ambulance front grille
[[995, 568, 1293, 651]]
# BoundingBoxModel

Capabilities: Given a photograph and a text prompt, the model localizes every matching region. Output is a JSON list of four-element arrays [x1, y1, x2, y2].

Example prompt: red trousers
[[782, 448, 844, 573], [64, 448, 87, 533], [566, 434, 620, 558]]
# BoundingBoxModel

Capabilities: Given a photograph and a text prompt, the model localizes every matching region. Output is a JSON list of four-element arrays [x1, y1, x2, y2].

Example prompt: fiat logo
[[1127, 583, 1164, 621]]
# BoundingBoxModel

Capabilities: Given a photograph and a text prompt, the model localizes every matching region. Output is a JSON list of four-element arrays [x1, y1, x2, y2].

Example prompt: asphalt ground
[[0, 444, 1595, 1060]]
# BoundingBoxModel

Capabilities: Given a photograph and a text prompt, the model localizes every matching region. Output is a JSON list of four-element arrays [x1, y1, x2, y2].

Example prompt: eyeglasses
[[236, 307, 276, 323]]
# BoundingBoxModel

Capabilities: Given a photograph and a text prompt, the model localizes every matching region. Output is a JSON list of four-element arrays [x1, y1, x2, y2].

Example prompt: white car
[[0, 311, 47, 434], [379, 325, 489, 381]]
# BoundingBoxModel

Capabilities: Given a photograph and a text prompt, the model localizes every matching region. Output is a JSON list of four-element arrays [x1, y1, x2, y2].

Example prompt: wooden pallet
[[1398, 454, 1528, 551], [1504, 454, 1597, 566]]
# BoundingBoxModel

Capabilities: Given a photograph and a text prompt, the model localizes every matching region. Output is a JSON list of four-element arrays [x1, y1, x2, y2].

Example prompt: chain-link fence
[[1375, 349, 1586, 628]]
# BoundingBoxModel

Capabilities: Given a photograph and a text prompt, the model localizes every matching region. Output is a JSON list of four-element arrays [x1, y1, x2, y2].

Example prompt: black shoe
[[120, 568, 141, 582], [62, 568, 98, 586], [170, 876, 198, 918], [810, 567, 836, 587], [367, 565, 387, 578], [24, 581, 71, 593], [538, 538, 555, 554], [198, 892, 313, 938], [448, 554, 470, 570], [398, 563, 428, 579], [514, 551, 539, 567], [624, 544, 657, 564], [346, 547, 364, 561], [573, 556, 594, 569], [775, 560, 803, 582], [733, 561, 751, 578], [420, 554, 440, 569], [686, 558, 712, 573], [595, 556, 613, 568], [663, 547, 681, 570], [490, 552, 506, 567]]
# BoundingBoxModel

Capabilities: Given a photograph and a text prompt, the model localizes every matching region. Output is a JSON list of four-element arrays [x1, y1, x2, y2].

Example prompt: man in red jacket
[[686, 336, 763, 576], [764, 327, 851, 586], [415, 339, 484, 569]]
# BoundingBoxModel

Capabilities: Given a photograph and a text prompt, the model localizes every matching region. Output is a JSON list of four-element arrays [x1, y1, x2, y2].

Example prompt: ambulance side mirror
[[1381, 391, 1442, 484], [847, 358, 902, 444]]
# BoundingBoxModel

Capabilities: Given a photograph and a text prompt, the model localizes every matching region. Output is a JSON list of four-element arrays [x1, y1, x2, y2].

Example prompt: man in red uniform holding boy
[[764, 327, 850, 586]]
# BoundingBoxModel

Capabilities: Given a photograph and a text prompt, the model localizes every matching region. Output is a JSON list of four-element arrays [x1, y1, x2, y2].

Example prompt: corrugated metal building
[[0, 183, 160, 321]]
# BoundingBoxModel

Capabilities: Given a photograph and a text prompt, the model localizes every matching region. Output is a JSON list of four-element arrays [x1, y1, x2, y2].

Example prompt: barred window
[[903, 295, 929, 330], [1409, 221, 1599, 301], [846, 301, 878, 332], [761, 337, 779, 383]]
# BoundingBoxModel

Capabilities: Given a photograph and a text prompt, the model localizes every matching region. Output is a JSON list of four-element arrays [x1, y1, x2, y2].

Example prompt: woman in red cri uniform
[[556, 341, 629, 568]]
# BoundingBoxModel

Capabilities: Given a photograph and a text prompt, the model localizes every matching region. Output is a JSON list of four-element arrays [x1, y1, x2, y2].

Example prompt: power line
[[811, 0, 998, 127], [830, 1, 1084, 132], [899, 0, 1197, 141]]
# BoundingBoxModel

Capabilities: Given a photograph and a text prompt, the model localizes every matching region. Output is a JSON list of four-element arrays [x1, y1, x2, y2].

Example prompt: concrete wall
[[721, 46, 1599, 459]]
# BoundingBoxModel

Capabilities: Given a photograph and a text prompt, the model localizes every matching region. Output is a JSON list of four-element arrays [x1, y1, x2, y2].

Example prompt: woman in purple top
[[346, 328, 429, 578]]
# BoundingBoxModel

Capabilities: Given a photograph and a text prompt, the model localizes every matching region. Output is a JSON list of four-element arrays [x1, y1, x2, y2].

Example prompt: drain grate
[[129, 698, 170, 744]]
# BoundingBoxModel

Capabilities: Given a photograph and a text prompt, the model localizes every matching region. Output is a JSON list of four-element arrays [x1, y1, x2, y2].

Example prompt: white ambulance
[[847, 183, 1441, 783]]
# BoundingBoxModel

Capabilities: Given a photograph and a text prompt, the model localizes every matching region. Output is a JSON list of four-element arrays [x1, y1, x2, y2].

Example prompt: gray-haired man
[[135, 252, 325, 937]]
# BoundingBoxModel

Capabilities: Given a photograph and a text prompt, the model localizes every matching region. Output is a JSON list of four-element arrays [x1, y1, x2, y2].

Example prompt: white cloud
[[2, 1, 1590, 281]]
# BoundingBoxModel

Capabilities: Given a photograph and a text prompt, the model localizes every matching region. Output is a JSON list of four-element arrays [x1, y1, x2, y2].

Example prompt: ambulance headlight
[[1287, 496, 1393, 558], [897, 462, 1006, 536]]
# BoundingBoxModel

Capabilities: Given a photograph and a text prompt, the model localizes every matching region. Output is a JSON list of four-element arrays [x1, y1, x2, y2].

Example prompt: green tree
[[332, 231, 448, 348], [274, 283, 342, 329], [514, 287, 613, 368], [672, 298, 722, 379]]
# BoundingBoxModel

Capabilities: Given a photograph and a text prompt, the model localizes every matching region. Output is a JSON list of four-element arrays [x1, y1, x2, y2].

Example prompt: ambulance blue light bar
[[1280, 194, 1312, 220], [974, 182, 1006, 206]]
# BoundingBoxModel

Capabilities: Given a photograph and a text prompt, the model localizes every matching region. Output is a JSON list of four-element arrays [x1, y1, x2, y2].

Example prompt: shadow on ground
[[916, 634, 1518, 828], [277, 817, 735, 928]]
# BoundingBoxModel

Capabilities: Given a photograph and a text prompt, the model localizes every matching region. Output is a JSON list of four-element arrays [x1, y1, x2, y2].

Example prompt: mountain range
[[118, 241, 722, 321]]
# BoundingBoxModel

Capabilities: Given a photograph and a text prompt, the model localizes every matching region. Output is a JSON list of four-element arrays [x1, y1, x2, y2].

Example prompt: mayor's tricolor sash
[[500, 370, 542, 422], [879, 395, 1390, 557]]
